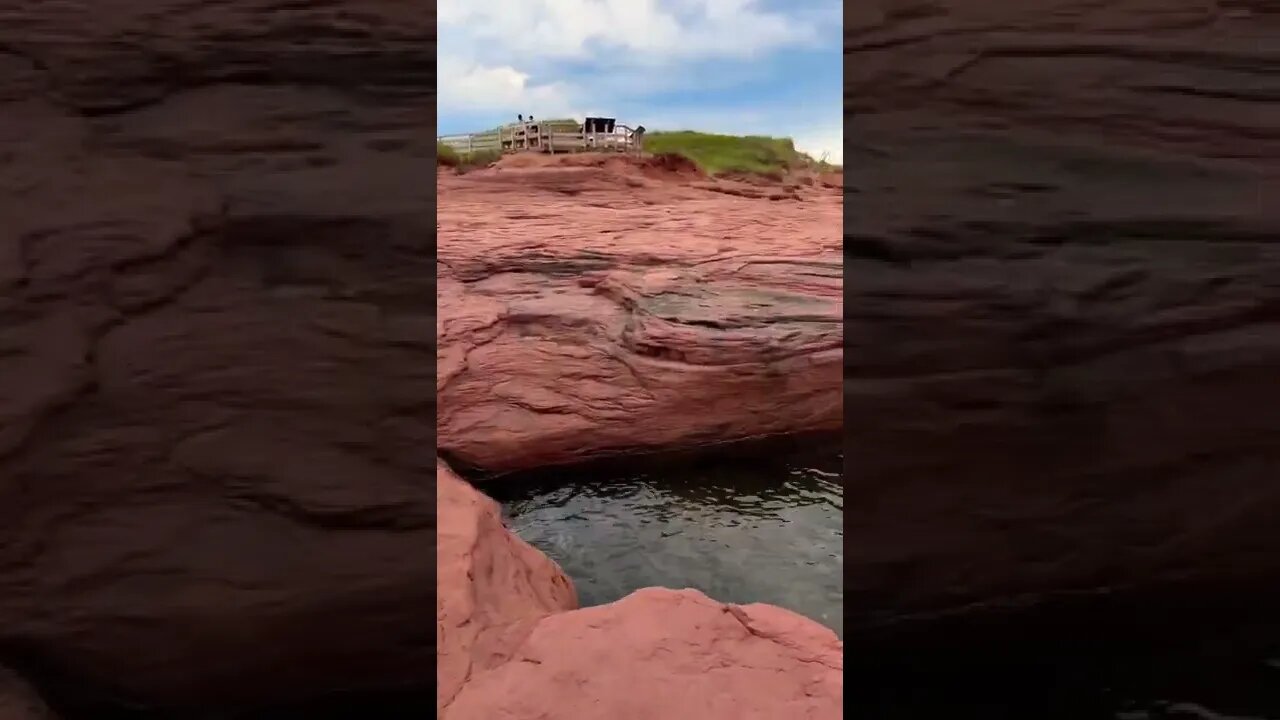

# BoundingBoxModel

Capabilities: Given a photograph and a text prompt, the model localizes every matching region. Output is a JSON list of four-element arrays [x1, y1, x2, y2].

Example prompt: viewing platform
[[439, 117, 645, 156]]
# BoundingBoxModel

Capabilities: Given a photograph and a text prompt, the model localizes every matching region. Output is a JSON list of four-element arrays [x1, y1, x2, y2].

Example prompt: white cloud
[[435, 0, 819, 117], [792, 124, 844, 165], [436, 56, 581, 115], [436, 0, 840, 149], [437, 0, 813, 62]]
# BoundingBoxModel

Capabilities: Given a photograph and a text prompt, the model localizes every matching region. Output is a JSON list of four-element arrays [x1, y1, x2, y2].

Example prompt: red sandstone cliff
[[437, 154, 844, 472]]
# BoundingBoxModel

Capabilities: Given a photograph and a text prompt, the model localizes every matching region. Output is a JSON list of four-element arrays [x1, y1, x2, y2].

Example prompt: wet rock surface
[[0, 1, 434, 713], [847, 0, 1280, 633], [437, 154, 843, 472]]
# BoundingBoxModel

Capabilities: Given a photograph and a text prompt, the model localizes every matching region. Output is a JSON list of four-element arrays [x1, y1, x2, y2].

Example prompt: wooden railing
[[438, 121, 644, 156], [437, 131, 501, 154]]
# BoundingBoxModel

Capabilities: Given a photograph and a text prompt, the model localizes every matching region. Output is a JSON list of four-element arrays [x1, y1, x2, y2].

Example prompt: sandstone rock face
[[0, 667, 58, 720], [436, 462, 577, 714], [436, 463, 841, 719], [438, 155, 843, 472], [446, 587, 843, 720], [848, 0, 1280, 631], [0, 1, 434, 712]]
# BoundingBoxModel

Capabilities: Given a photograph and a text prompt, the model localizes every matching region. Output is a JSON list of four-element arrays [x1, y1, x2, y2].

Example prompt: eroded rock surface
[[446, 587, 843, 720], [436, 461, 842, 719], [0, 1, 434, 712], [848, 0, 1280, 631], [438, 155, 843, 472], [436, 462, 577, 714]]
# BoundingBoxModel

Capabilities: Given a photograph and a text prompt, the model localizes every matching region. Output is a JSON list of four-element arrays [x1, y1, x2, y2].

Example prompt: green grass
[[540, 118, 582, 132], [642, 131, 839, 177], [437, 142, 502, 172]]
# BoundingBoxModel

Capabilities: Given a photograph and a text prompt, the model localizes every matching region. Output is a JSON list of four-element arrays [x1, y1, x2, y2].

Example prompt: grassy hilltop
[[437, 128, 840, 177], [643, 131, 838, 176]]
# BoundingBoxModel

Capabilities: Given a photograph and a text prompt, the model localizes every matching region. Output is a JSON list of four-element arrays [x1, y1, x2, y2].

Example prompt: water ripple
[[489, 441, 844, 637]]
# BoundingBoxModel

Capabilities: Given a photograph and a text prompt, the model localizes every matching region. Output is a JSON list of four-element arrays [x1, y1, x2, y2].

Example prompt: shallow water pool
[[485, 437, 1280, 719], [485, 435, 845, 637]]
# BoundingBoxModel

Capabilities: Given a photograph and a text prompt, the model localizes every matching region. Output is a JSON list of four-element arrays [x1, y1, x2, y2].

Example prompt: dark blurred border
[[844, 0, 1280, 713]]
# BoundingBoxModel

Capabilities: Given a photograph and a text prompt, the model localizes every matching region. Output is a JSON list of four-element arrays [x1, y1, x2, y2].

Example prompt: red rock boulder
[[446, 587, 843, 720], [436, 462, 577, 713]]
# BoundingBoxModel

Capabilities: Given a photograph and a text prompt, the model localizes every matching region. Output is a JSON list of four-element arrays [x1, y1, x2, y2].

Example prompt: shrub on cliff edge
[[437, 142, 501, 172]]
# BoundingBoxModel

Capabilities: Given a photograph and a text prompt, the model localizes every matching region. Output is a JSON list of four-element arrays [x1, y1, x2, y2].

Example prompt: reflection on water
[[485, 437, 844, 637]]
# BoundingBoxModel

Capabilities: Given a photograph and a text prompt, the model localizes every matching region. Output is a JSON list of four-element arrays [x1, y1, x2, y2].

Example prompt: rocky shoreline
[[437, 462, 843, 719], [435, 155, 846, 717]]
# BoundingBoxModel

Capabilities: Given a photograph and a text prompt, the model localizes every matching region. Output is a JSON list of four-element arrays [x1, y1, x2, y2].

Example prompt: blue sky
[[437, 0, 843, 163]]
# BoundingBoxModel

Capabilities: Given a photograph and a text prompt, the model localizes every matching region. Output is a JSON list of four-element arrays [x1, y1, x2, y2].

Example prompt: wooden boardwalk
[[439, 118, 644, 156]]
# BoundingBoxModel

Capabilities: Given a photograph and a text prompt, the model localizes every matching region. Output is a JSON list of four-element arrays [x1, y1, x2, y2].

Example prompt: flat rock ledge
[[436, 462, 843, 719], [437, 158, 844, 473]]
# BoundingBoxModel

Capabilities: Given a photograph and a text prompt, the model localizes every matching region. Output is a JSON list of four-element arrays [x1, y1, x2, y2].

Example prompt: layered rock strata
[[437, 156, 844, 472]]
